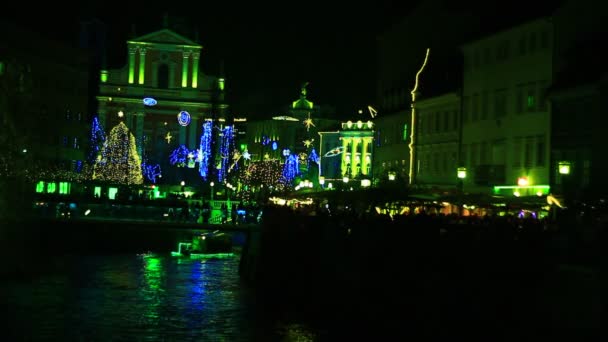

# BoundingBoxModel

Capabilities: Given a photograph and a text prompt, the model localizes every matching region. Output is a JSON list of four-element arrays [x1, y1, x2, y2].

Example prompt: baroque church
[[96, 23, 230, 184]]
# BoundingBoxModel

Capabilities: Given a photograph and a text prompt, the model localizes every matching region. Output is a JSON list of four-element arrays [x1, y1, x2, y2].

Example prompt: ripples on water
[[2, 253, 321, 341]]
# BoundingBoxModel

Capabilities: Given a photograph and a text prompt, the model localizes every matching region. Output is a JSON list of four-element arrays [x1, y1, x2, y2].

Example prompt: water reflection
[[2, 253, 324, 341]]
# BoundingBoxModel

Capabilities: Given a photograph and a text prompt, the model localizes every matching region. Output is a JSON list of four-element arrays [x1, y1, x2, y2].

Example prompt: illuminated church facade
[[96, 28, 231, 184]]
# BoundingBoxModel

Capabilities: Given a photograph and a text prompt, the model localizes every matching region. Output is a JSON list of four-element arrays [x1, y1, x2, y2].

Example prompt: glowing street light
[[558, 161, 571, 175], [457, 167, 467, 179]]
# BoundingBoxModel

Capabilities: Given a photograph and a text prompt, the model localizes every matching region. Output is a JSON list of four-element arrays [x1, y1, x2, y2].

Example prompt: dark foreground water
[[1, 253, 319, 341]]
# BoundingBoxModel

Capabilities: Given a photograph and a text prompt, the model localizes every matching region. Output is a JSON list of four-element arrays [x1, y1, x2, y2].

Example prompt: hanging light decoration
[[177, 111, 191, 126]]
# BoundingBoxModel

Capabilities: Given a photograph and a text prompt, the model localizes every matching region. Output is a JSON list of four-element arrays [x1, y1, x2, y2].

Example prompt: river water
[[1, 253, 321, 341]]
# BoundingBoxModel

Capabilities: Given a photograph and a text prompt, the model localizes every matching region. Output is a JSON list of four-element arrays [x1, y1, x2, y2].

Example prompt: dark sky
[[3, 1, 558, 119], [3, 2, 422, 119]]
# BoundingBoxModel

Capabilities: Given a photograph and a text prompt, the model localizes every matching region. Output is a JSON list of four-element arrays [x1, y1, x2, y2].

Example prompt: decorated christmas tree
[[92, 122, 143, 184]]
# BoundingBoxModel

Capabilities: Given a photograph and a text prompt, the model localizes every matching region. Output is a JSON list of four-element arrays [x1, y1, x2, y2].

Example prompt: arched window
[[157, 64, 169, 88]]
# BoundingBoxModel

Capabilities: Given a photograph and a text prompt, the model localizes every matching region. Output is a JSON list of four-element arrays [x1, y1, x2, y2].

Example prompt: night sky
[[3, 1, 555, 119]]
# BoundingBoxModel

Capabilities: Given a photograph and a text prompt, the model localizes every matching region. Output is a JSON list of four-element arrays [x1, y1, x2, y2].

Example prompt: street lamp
[[457, 167, 467, 180], [558, 161, 571, 175], [210, 181, 215, 201]]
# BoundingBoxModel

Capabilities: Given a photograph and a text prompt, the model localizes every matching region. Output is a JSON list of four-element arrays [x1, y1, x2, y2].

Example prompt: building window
[[513, 138, 522, 167], [582, 160, 590, 186], [481, 91, 488, 120], [158, 64, 169, 89], [470, 143, 478, 168], [524, 138, 534, 167], [527, 83, 536, 112], [536, 135, 545, 166], [472, 93, 479, 121], [540, 30, 549, 49], [516, 84, 524, 114], [461, 144, 468, 168], [538, 80, 548, 111], [435, 112, 440, 132], [65, 110, 71, 120], [480, 142, 489, 164], [529, 32, 537, 53], [73, 137, 79, 149], [519, 35, 527, 55], [497, 40, 509, 61], [494, 89, 507, 118], [463, 96, 470, 123], [483, 47, 491, 65], [62, 136, 69, 147]]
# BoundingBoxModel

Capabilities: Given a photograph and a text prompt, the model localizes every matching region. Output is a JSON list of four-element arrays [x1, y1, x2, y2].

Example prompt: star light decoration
[[242, 150, 251, 160], [302, 138, 314, 148], [229, 150, 242, 172], [368, 105, 378, 118], [303, 112, 315, 132], [165, 132, 173, 144]]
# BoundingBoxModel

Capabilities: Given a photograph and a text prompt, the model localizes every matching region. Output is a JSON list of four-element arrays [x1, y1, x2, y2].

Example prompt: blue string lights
[[142, 162, 162, 183], [169, 145, 190, 167], [218, 125, 234, 183], [282, 154, 300, 183], [198, 121, 212, 180], [88, 115, 106, 164]]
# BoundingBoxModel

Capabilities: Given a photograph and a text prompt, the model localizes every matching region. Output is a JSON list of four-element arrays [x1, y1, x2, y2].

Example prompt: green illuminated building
[[96, 27, 232, 184], [415, 93, 460, 187], [460, 18, 553, 196], [318, 120, 375, 186], [246, 84, 338, 163]]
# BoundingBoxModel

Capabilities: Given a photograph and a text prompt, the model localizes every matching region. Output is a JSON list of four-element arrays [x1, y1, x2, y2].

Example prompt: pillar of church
[[128, 47, 137, 84], [138, 48, 147, 85], [191, 52, 200, 88], [351, 138, 360, 178], [181, 52, 190, 88], [341, 137, 350, 177]]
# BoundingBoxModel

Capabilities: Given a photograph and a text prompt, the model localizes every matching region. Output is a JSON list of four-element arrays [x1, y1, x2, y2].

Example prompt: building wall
[[416, 93, 460, 186], [461, 18, 553, 193], [372, 111, 409, 182], [0, 22, 89, 178]]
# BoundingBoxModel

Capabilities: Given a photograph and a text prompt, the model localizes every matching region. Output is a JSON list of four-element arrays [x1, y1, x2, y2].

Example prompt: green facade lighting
[[138, 52, 146, 85], [182, 54, 189, 88], [35, 181, 45, 193], [240, 144, 247, 151], [100, 70, 108, 83], [94, 186, 101, 198], [47, 182, 56, 193], [108, 187, 118, 200], [128, 52, 135, 84], [192, 59, 199, 88], [527, 95, 535, 108], [218, 78, 225, 91], [493, 184, 550, 196], [59, 182, 70, 195], [403, 124, 408, 141]]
